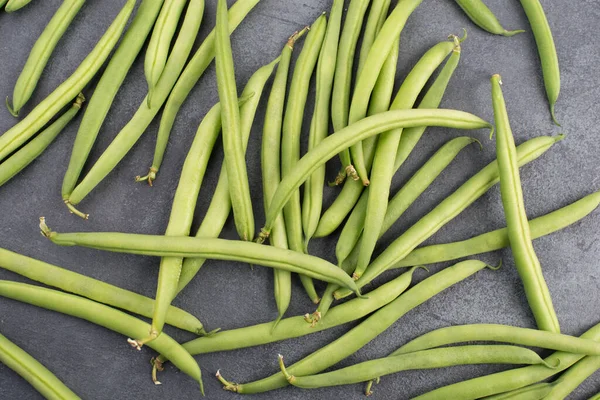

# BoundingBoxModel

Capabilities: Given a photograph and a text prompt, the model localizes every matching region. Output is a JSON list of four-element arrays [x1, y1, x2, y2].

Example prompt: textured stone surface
[[0, 0, 599, 399]]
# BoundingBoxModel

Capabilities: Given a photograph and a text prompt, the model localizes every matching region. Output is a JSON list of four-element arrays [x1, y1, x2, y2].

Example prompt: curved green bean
[[0, 0, 134, 163], [0, 331, 80, 399], [455, 0, 524, 36], [519, 0, 560, 125], [492, 74, 559, 333], [280, 345, 553, 389], [6, 0, 85, 116], [4, 0, 33, 12], [482, 383, 555, 400], [0, 247, 205, 335], [544, 356, 600, 400], [150, 0, 261, 183], [334, 135, 562, 300], [0, 281, 203, 390], [0, 93, 84, 187], [63, 0, 164, 194]]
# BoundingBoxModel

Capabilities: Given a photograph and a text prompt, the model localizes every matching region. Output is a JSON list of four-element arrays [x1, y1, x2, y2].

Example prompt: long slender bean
[[483, 383, 555, 400], [0, 247, 205, 334], [0, 281, 203, 390], [0, 93, 84, 187], [39, 219, 362, 296], [357, 0, 391, 75], [0, 0, 134, 163], [334, 135, 562, 299], [63, 0, 164, 194], [4, 0, 33, 12], [455, 0, 524, 36], [492, 74, 559, 332], [0, 331, 80, 399], [544, 356, 600, 400], [215, 260, 493, 394], [302, 0, 343, 247], [6, 0, 85, 116], [150, 0, 261, 183], [280, 346, 554, 389], [65, 0, 203, 217]]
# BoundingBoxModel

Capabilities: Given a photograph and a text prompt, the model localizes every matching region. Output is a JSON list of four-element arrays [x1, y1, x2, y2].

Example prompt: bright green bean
[[0, 331, 80, 399], [6, 0, 85, 116], [334, 135, 562, 299], [0, 94, 84, 187], [257, 108, 492, 243], [455, 0, 524, 36], [302, 0, 343, 247], [39, 219, 362, 296], [519, 0, 560, 125], [65, 0, 203, 217], [492, 75, 559, 333], [544, 356, 600, 400], [144, 0, 187, 105], [216, 260, 492, 394], [4, 0, 33, 12], [0, 247, 205, 334], [0, 281, 203, 390], [150, 0, 261, 183], [357, 0, 391, 75], [280, 345, 554, 389], [413, 322, 600, 399], [63, 0, 164, 193], [0, 0, 134, 163]]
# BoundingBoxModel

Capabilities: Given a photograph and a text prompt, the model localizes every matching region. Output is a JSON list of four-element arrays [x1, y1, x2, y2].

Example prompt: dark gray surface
[[0, 0, 599, 398]]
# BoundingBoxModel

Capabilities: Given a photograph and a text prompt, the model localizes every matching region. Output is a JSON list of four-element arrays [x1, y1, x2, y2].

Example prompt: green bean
[[357, 0, 391, 75], [455, 0, 524, 36], [331, 0, 370, 181], [337, 136, 478, 268], [347, 0, 424, 185], [262, 30, 308, 326], [176, 56, 280, 293], [215, 260, 493, 394], [0, 331, 80, 399], [589, 392, 600, 400], [39, 219, 362, 296], [474, 382, 554, 400], [0, 281, 203, 390], [0, 0, 134, 163], [544, 356, 600, 400], [0, 247, 205, 335], [150, 0, 261, 183], [63, 0, 164, 194], [65, 0, 203, 218], [0, 0, 7, 8], [392, 190, 600, 269], [0, 94, 84, 187], [144, 0, 187, 106], [413, 322, 600, 399], [4, 0, 33, 12], [6, 0, 85, 116], [313, 45, 460, 238], [301, 0, 343, 248], [257, 108, 492, 243], [492, 75, 559, 333], [333, 135, 561, 300], [280, 345, 554, 389], [215, 0, 254, 242], [354, 37, 459, 280], [519, 0, 560, 125]]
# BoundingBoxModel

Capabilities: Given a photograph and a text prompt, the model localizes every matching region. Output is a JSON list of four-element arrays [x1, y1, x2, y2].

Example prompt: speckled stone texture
[[0, 0, 599, 399]]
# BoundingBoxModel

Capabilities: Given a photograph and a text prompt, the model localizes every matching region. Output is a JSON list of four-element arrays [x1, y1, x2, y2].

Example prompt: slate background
[[0, 0, 599, 398]]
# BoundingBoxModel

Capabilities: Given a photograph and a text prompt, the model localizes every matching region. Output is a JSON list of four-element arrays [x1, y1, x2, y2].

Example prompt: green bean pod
[[544, 355, 600, 399], [413, 322, 600, 399], [258, 108, 492, 243], [0, 0, 135, 163], [589, 392, 600, 400], [65, 0, 203, 217], [6, 0, 85, 116], [492, 75, 559, 333], [4, 0, 32, 12], [0, 0, 7, 7], [357, 0, 391, 75], [215, 260, 492, 394], [150, 0, 261, 183], [483, 383, 555, 400], [280, 345, 553, 389], [519, 0, 561, 125], [176, 56, 280, 293], [455, 0, 524, 36], [39, 219, 362, 296], [0, 94, 84, 187], [62, 0, 164, 195], [302, 0, 343, 247], [144, 0, 187, 105], [0, 281, 203, 391], [0, 331, 80, 399]]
